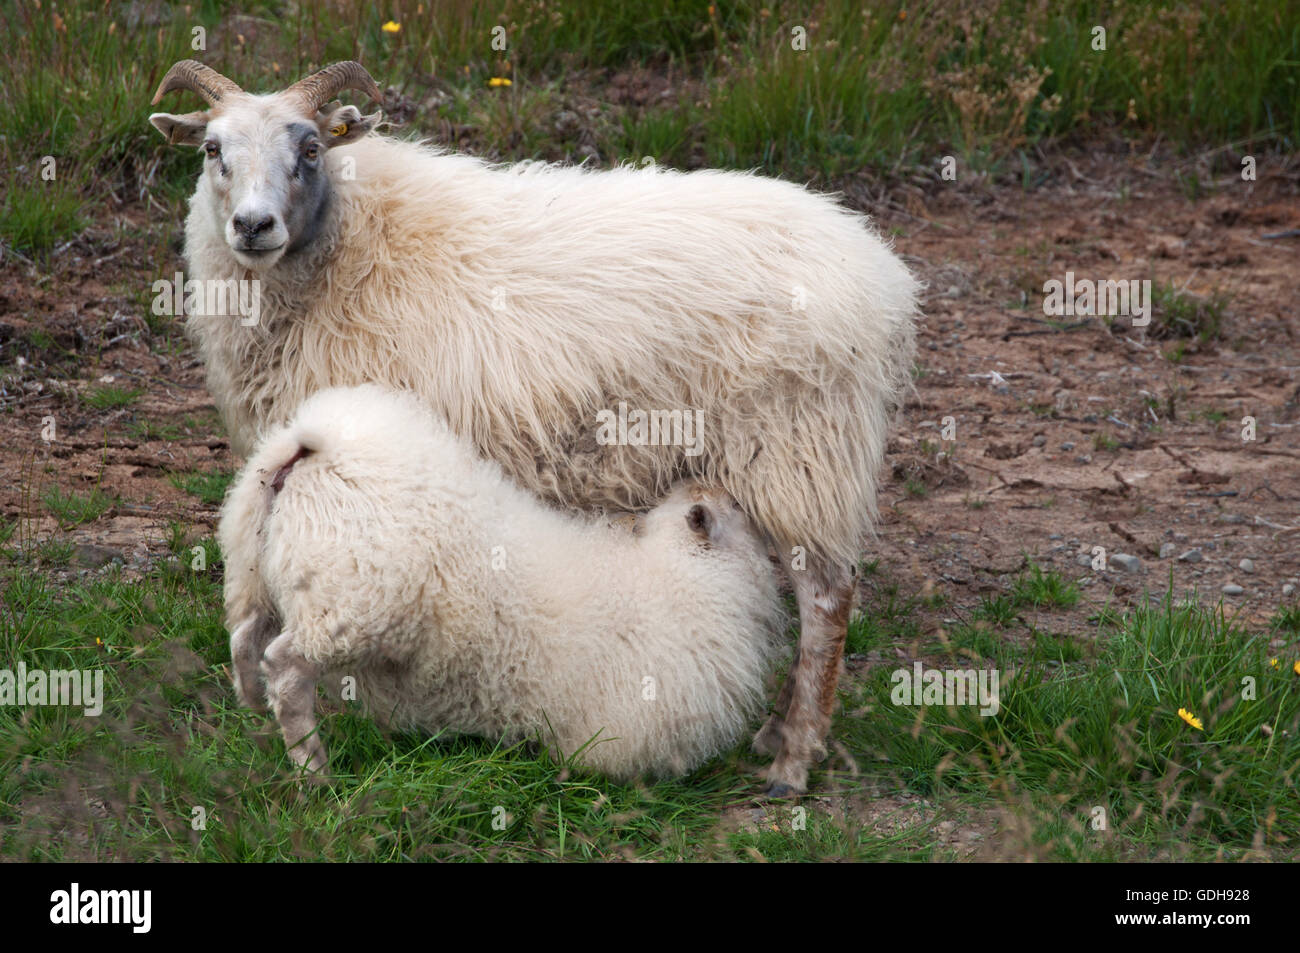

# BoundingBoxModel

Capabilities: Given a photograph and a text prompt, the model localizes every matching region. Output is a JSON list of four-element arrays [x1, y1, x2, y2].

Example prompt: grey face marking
[[282, 122, 332, 257]]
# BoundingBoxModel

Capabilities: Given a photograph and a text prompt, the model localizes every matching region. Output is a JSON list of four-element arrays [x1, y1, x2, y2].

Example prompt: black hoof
[[763, 782, 798, 800]]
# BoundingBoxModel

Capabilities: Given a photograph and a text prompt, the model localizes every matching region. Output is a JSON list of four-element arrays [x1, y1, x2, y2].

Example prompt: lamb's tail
[[236, 383, 431, 519], [218, 429, 312, 638]]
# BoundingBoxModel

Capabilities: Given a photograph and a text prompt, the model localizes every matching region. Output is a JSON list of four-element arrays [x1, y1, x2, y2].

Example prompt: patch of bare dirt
[[871, 147, 1300, 643]]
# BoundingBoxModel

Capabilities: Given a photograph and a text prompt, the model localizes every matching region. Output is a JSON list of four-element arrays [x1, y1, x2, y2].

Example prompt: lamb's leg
[[260, 631, 327, 773], [230, 614, 278, 711], [762, 559, 852, 798]]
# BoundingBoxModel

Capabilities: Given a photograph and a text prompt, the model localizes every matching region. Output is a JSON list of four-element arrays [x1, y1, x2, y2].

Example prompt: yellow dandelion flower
[[1177, 708, 1203, 731], [382, 21, 401, 33], [1294, 660, 1300, 676], [1270, 658, 1279, 668], [488, 77, 512, 87]]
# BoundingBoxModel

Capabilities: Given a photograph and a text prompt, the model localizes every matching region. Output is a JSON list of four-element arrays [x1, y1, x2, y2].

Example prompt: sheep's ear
[[317, 104, 380, 146], [686, 504, 714, 541], [149, 111, 210, 146]]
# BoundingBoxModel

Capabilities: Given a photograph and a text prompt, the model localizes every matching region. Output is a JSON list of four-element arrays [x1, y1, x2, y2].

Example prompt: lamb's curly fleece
[[221, 384, 787, 779], [188, 131, 918, 568]]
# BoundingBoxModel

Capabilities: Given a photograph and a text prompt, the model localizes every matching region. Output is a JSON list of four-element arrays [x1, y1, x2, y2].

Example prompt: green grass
[[1273, 605, 1300, 634], [1149, 281, 1230, 341], [0, 550, 889, 862], [33, 538, 75, 568], [0, 180, 85, 257], [41, 486, 117, 529], [1030, 629, 1089, 664], [840, 592, 1300, 857], [126, 418, 183, 443], [1011, 562, 1080, 610], [939, 623, 1005, 662], [969, 563, 1078, 631], [168, 469, 235, 506], [976, 593, 1020, 627], [82, 384, 144, 411], [3, 532, 1298, 859], [0, 0, 1295, 234]]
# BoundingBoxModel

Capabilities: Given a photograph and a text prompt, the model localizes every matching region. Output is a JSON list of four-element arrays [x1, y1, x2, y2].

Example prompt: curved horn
[[151, 60, 244, 107], [284, 61, 384, 114]]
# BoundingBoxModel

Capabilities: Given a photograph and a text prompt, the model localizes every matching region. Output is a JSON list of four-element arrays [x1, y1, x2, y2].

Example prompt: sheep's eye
[[204, 141, 220, 159]]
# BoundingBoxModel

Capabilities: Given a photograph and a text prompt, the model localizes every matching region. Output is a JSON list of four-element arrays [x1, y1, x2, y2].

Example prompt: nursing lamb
[[220, 384, 786, 780]]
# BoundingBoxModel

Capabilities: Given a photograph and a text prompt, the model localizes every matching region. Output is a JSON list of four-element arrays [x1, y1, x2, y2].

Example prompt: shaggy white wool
[[220, 384, 787, 779], [187, 130, 918, 568]]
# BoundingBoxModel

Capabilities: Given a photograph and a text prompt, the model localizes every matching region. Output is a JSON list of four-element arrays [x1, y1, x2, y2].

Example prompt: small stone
[[1238, 558, 1255, 573], [1076, 553, 1094, 568], [1178, 549, 1203, 563], [1111, 553, 1142, 574], [1159, 542, 1177, 559], [1049, 533, 1063, 541], [942, 618, 958, 626], [1221, 584, 1244, 596], [1074, 454, 1092, 464], [71, 544, 122, 569], [1218, 513, 1246, 524], [1060, 442, 1075, 451], [1284, 583, 1296, 597], [1032, 435, 1046, 448]]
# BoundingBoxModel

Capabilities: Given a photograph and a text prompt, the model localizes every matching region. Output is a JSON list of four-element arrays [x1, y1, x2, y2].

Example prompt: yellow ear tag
[[330, 122, 348, 137]]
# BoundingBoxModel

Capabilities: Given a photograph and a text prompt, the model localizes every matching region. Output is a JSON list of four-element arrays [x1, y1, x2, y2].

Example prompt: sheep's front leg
[[752, 643, 797, 757], [260, 631, 327, 773], [762, 560, 852, 798], [230, 614, 279, 711], [753, 544, 814, 756]]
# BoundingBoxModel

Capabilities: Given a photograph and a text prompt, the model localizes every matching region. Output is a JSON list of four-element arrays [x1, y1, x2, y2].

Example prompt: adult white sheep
[[221, 384, 786, 780], [151, 60, 919, 796]]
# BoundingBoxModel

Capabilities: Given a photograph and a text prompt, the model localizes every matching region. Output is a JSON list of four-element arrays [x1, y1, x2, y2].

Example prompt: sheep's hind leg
[[762, 560, 852, 798], [230, 614, 279, 711], [261, 631, 327, 773]]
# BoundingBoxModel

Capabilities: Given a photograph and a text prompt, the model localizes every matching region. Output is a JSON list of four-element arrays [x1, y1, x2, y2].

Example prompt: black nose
[[233, 214, 275, 240]]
